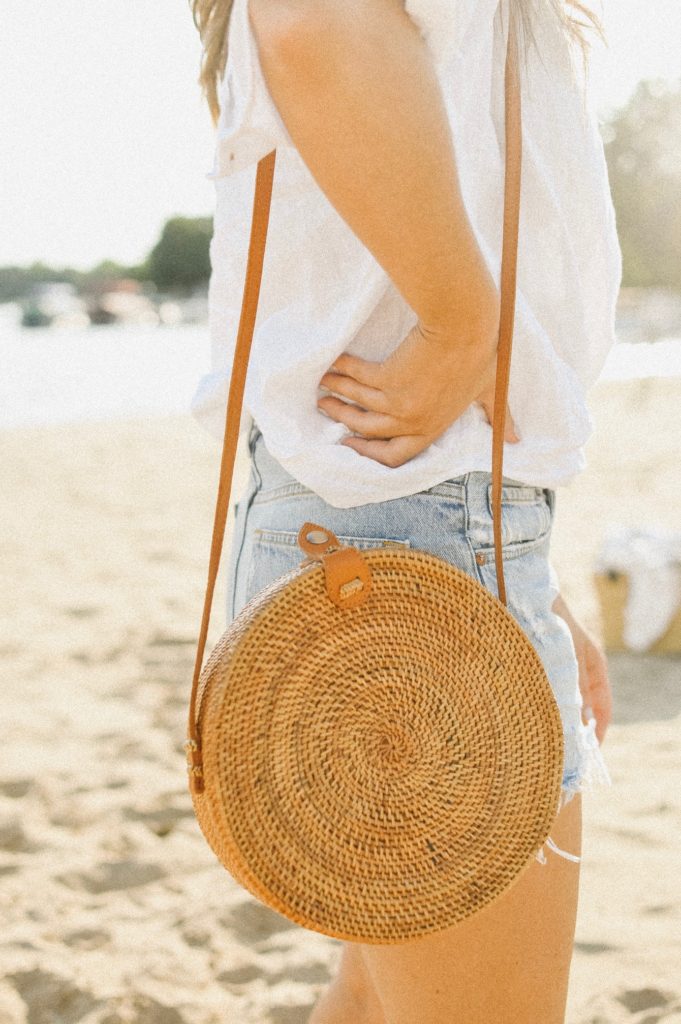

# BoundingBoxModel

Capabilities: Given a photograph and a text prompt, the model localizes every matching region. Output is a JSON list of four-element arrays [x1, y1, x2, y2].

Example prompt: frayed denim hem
[[533, 714, 612, 866]]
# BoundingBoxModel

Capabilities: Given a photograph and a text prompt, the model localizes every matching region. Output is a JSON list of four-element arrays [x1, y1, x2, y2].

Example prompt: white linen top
[[190, 0, 622, 508]]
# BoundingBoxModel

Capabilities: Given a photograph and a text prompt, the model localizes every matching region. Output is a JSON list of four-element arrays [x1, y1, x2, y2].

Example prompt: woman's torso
[[190, 0, 623, 509]]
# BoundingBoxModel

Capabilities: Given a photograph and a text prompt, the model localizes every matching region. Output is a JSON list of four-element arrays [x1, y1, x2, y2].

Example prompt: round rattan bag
[[187, 522, 564, 944]]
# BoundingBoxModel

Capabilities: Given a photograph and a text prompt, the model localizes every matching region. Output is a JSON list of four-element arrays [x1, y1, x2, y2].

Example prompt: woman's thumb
[[506, 405, 520, 443]]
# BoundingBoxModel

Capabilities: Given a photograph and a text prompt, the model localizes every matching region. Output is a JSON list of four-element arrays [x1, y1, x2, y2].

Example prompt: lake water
[[2, 319, 680, 432], [2, 322, 210, 430]]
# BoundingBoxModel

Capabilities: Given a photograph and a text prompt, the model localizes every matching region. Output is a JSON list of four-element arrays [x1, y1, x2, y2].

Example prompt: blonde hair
[[513, 0, 606, 98], [190, 0, 606, 126]]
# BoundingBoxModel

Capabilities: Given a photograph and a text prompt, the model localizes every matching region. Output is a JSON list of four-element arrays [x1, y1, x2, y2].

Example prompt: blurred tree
[[0, 216, 214, 301], [0, 262, 76, 303], [143, 215, 213, 293], [0, 259, 138, 303], [604, 78, 681, 290]]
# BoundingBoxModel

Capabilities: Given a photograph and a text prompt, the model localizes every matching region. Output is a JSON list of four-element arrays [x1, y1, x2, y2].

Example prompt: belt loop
[[247, 417, 256, 453], [247, 418, 263, 490], [545, 487, 556, 518]]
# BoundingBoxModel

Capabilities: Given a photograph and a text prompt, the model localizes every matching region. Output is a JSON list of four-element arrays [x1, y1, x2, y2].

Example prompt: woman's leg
[[354, 792, 582, 1024], [308, 941, 387, 1024], [309, 793, 581, 1024]]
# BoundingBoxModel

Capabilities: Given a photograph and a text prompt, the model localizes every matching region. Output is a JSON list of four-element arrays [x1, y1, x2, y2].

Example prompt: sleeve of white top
[[206, 0, 296, 180], [206, 0, 486, 181], [405, 0, 487, 66]]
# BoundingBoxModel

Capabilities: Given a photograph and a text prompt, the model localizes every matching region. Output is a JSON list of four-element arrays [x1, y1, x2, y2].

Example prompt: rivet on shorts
[[475, 552, 486, 565]]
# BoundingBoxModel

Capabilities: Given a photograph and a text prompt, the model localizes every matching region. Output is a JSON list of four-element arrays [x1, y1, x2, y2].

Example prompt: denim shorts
[[224, 420, 612, 865]]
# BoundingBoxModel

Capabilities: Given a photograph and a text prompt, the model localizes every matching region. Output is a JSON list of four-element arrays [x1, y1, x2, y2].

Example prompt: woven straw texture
[[190, 546, 564, 944]]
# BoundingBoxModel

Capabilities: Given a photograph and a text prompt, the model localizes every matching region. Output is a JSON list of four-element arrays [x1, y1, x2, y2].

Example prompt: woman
[[189, 0, 620, 1020]]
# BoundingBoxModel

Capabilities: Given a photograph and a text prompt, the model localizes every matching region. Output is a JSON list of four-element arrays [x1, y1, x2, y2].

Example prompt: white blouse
[[190, 0, 622, 508]]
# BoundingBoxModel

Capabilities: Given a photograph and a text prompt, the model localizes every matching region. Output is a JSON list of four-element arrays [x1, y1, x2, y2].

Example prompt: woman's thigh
[[358, 792, 582, 1024]]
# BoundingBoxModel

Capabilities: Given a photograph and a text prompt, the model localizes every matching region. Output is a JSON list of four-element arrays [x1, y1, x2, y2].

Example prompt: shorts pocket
[[244, 528, 411, 608], [470, 485, 553, 565]]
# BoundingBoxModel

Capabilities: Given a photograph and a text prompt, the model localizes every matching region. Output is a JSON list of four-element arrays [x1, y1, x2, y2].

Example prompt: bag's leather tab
[[297, 521, 371, 608], [298, 522, 342, 559], [322, 547, 372, 609]]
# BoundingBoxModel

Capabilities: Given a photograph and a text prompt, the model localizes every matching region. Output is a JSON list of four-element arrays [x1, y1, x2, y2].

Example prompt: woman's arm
[[249, 0, 499, 351]]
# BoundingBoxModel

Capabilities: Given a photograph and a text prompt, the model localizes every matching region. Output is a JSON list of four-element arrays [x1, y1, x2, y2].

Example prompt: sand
[[1, 376, 679, 1024]]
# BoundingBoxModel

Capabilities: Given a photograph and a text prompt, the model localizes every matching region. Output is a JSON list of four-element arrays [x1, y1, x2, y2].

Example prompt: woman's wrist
[[416, 290, 500, 367], [416, 254, 501, 353]]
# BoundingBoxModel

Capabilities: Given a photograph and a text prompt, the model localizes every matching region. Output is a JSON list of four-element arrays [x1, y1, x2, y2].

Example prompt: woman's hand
[[552, 592, 613, 745], [317, 321, 519, 468]]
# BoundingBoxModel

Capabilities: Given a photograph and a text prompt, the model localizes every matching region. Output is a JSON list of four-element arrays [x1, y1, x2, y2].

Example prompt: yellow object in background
[[594, 570, 681, 654]]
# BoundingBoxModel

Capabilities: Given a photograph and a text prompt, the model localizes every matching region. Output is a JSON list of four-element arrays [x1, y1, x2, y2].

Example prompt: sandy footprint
[[616, 985, 679, 1016], [99, 992, 188, 1024], [56, 859, 166, 894], [268, 1006, 315, 1024], [220, 898, 299, 946], [5, 968, 104, 1024], [61, 926, 111, 950]]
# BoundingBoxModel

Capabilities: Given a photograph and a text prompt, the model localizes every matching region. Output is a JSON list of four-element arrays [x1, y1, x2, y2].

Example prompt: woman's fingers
[[317, 393, 400, 438], [318, 367, 520, 444], [318, 370, 389, 412], [478, 395, 520, 443], [340, 432, 426, 469], [504, 406, 520, 443], [328, 351, 383, 385], [475, 357, 521, 444], [583, 642, 613, 744], [318, 330, 521, 464]]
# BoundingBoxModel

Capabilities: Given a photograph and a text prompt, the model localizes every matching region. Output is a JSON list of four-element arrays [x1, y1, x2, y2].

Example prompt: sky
[[1, 0, 680, 271]]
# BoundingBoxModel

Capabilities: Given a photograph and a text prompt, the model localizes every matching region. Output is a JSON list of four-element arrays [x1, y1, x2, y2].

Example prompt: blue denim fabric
[[223, 420, 611, 864]]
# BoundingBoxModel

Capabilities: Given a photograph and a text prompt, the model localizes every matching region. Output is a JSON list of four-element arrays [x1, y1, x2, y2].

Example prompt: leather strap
[[185, 12, 522, 786], [492, 12, 522, 606]]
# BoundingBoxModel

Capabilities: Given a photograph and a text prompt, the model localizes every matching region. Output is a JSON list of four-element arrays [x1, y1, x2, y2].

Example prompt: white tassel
[[534, 830, 581, 865], [533, 713, 612, 867], [545, 835, 581, 862]]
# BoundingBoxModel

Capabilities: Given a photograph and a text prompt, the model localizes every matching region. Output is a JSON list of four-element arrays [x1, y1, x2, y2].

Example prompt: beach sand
[[1, 376, 679, 1023]]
